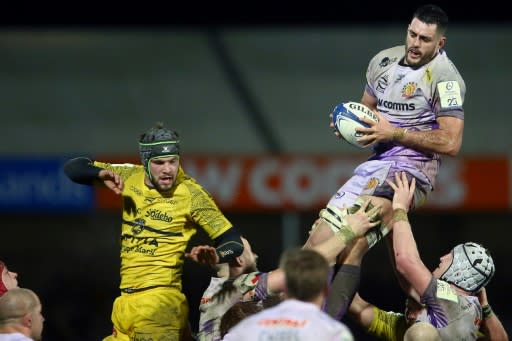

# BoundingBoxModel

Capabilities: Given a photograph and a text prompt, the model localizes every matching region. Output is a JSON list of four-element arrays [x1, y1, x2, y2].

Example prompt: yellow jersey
[[95, 161, 233, 291]]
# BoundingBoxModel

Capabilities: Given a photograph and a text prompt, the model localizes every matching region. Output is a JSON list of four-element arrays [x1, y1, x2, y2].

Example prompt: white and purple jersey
[[223, 299, 354, 341], [0, 333, 34, 341], [197, 272, 269, 341], [329, 46, 465, 209], [416, 278, 482, 340]]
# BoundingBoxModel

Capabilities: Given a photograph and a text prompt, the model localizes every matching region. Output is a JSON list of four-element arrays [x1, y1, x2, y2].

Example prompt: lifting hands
[[344, 198, 382, 237], [386, 171, 416, 213]]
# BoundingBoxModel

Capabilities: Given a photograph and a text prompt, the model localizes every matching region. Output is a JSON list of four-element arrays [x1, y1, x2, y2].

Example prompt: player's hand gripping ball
[[332, 101, 379, 148]]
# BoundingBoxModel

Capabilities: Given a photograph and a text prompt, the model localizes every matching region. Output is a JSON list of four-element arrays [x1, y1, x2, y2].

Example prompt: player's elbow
[[444, 143, 461, 156], [439, 138, 462, 156], [394, 252, 418, 277]]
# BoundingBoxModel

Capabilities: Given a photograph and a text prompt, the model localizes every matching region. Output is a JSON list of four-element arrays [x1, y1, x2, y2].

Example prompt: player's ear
[[232, 255, 244, 267], [21, 312, 32, 328], [438, 36, 446, 51]]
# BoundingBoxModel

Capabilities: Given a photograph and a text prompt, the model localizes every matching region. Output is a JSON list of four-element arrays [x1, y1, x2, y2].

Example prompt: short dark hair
[[413, 4, 449, 34]]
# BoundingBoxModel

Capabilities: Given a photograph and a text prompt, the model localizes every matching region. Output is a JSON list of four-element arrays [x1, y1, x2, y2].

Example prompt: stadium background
[[1, 2, 510, 339]]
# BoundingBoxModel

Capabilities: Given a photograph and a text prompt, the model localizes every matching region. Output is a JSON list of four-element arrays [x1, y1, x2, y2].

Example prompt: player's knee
[[305, 219, 334, 248]]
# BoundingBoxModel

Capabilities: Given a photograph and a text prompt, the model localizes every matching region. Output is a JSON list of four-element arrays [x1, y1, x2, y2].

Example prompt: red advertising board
[[95, 154, 510, 212]]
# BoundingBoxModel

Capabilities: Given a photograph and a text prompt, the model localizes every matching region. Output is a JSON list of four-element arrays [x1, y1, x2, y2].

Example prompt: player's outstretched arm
[[64, 156, 124, 194], [477, 288, 509, 341], [387, 172, 431, 300], [311, 199, 381, 264]]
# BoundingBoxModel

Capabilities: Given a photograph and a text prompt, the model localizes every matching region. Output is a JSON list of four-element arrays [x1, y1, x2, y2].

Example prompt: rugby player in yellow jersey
[[64, 122, 244, 341]]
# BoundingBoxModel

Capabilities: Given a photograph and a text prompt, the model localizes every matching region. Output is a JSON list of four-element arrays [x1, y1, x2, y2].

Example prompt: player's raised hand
[[345, 198, 382, 236], [386, 171, 415, 212], [98, 169, 124, 195], [186, 245, 220, 265]]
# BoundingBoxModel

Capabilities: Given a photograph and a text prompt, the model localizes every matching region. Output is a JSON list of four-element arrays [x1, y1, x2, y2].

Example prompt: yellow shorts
[[103, 286, 189, 341]]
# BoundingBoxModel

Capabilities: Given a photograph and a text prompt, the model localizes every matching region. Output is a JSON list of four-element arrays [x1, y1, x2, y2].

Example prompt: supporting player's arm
[[348, 292, 407, 341], [387, 172, 431, 301], [311, 199, 381, 264], [477, 288, 509, 341]]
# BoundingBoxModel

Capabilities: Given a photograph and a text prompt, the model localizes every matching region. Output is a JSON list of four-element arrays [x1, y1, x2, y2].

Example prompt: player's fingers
[[410, 177, 416, 194], [359, 198, 371, 212], [369, 207, 381, 222], [369, 220, 381, 227], [401, 171, 409, 187], [386, 178, 397, 190]]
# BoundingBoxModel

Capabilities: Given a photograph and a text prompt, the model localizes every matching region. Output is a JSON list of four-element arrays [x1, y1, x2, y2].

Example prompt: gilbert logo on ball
[[332, 101, 378, 148]]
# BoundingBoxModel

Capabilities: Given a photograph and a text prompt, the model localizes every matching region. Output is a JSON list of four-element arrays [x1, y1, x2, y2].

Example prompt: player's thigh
[[112, 288, 189, 341]]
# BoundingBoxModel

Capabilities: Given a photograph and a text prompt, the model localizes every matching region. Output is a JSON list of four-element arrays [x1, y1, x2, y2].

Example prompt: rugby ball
[[332, 101, 379, 148]]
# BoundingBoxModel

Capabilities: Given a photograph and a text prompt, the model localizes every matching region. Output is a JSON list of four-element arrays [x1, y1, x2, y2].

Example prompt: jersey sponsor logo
[[130, 185, 143, 196], [424, 67, 433, 83], [121, 244, 156, 256], [379, 56, 397, 67], [121, 233, 159, 247], [401, 82, 417, 98], [376, 75, 389, 93], [218, 249, 233, 258], [144, 197, 156, 204], [437, 81, 462, 109], [200, 296, 213, 305], [395, 74, 406, 83], [334, 191, 346, 199], [145, 209, 173, 223], [131, 218, 145, 234], [258, 318, 308, 327], [364, 177, 379, 190], [377, 99, 415, 111]]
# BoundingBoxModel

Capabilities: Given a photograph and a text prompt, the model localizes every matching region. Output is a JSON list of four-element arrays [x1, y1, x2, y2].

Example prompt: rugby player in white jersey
[[224, 248, 355, 341], [305, 3, 466, 291], [190, 200, 381, 341]]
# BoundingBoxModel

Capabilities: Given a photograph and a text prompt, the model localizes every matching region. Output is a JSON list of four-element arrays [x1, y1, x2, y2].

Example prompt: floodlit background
[[1, 4, 511, 340]]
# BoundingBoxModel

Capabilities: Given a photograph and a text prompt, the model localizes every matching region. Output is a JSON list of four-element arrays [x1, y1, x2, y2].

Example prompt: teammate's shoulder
[[370, 45, 403, 65], [433, 50, 462, 71], [373, 45, 403, 57]]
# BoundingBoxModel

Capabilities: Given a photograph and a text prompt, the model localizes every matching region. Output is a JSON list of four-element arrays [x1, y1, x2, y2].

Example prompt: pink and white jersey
[[197, 272, 268, 341], [223, 299, 354, 341], [365, 45, 465, 189]]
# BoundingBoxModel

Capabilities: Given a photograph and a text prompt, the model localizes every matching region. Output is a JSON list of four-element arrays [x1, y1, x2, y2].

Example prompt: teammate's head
[[404, 297, 424, 325], [405, 4, 448, 67], [412, 4, 448, 35], [239, 237, 258, 273], [404, 322, 441, 341], [139, 122, 181, 188], [0, 288, 44, 341], [0, 261, 19, 297], [440, 242, 495, 293], [280, 248, 329, 302], [219, 300, 263, 338]]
